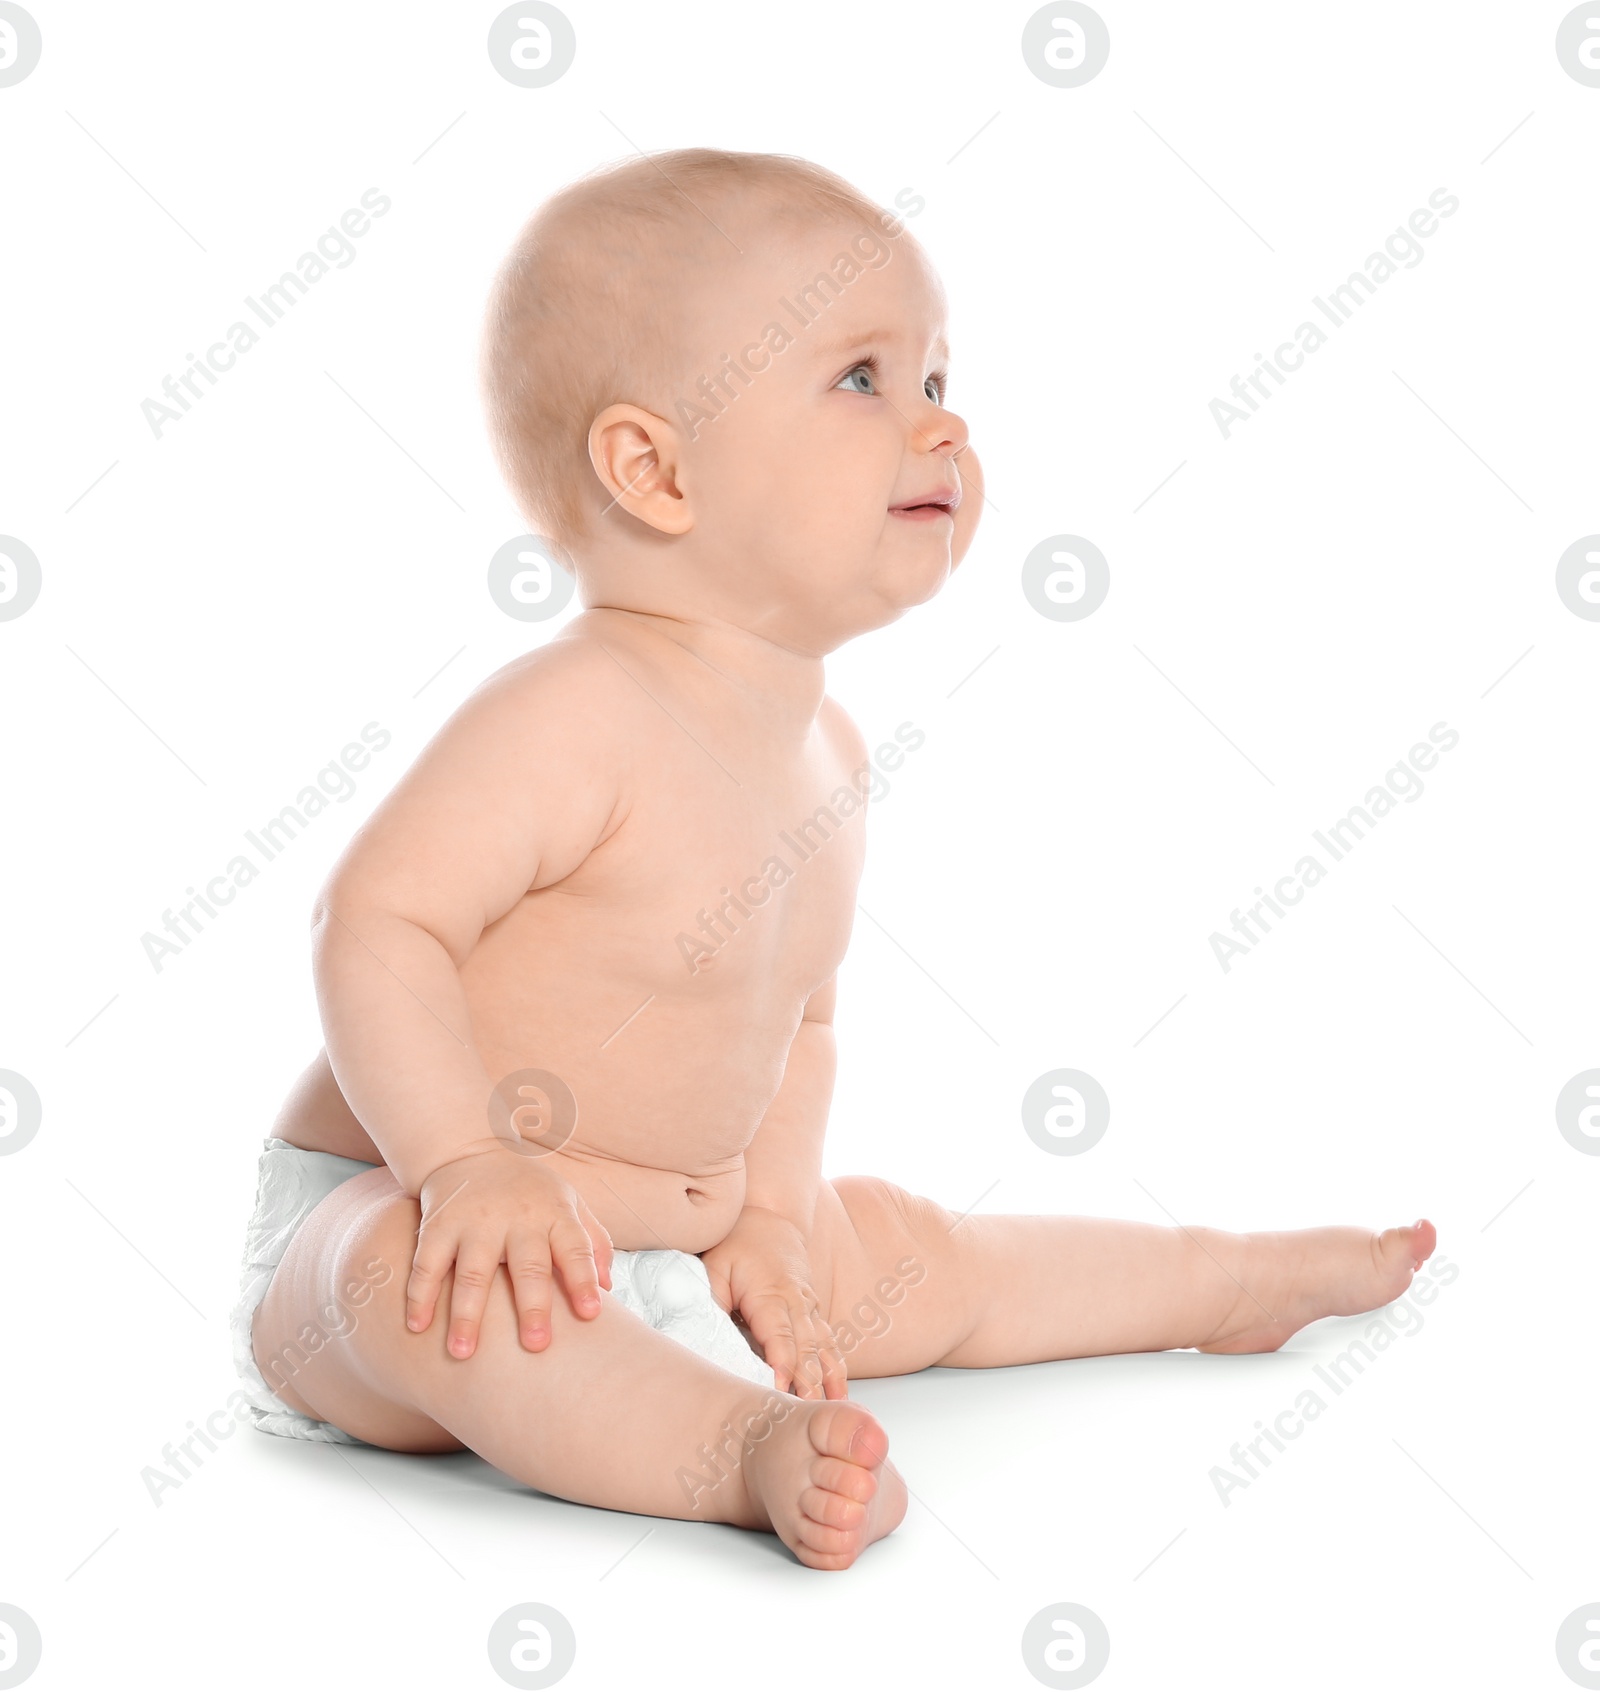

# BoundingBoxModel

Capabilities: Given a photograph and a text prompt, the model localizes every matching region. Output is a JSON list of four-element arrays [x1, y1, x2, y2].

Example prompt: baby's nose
[[920, 402, 969, 459]]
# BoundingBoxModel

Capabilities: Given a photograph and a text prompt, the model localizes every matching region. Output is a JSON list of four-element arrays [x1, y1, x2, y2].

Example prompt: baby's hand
[[703, 1206, 846, 1400], [406, 1147, 614, 1359]]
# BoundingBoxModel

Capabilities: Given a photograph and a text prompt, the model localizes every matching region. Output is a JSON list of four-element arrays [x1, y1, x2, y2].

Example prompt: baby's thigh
[[253, 1167, 463, 1453], [811, 1176, 978, 1377]]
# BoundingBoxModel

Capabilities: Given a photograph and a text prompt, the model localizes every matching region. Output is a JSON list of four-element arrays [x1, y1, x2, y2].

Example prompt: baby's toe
[[801, 1483, 870, 1531], [1404, 1218, 1437, 1269], [796, 1514, 866, 1560], [807, 1401, 889, 1470], [809, 1453, 879, 1506], [1374, 1218, 1436, 1285]]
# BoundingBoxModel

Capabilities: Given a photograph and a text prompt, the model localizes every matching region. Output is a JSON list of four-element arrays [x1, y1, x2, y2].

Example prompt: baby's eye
[[924, 377, 942, 404], [836, 364, 877, 396]]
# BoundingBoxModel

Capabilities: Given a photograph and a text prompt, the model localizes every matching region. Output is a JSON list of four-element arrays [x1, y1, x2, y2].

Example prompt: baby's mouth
[[889, 485, 962, 521]]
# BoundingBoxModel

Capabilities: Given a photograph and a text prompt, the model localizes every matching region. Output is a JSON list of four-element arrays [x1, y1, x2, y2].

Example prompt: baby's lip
[[889, 482, 962, 515]]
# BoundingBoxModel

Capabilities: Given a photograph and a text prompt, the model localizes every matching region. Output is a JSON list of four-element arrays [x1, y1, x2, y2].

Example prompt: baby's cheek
[[952, 447, 985, 559]]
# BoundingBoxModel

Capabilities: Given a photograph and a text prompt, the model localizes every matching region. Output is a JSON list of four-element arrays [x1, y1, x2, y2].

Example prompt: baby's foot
[[740, 1398, 906, 1571], [1198, 1219, 1436, 1354]]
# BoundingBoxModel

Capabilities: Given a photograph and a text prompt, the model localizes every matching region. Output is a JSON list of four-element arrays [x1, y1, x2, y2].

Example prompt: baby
[[233, 148, 1435, 1571]]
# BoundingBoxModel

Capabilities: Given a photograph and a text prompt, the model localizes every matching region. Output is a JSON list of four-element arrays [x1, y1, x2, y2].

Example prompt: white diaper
[[230, 1137, 775, 1444]]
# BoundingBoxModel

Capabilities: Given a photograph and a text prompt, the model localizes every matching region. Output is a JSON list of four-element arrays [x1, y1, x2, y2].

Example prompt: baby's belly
[[542, 1142, 747, 1255], [459, 953, 799, 1253], [272, 1049, 752, 1255], [273, 911, 813, 1256]]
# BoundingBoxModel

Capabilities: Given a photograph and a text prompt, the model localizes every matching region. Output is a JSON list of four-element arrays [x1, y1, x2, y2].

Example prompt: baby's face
[[664, 217, 982, 650]]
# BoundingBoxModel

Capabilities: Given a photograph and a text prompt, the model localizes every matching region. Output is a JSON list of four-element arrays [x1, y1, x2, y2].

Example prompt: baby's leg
[[810, 1177, 1436, 1377], [253, 1169, 906, 1569]]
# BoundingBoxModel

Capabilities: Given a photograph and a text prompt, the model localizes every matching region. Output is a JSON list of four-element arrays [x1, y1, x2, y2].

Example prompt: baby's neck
[[580, 604, 829, 732]]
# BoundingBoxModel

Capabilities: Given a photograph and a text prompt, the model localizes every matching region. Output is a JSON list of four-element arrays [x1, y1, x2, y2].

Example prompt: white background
[[3, 2, 1597, 1688]]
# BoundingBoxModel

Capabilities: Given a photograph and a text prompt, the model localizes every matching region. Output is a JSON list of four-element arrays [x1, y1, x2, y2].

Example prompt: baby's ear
[[587, 404, 693, 536]]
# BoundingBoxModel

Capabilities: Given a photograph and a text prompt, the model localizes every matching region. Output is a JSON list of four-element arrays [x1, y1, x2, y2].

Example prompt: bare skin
[[254, 182, 1437, 1570]]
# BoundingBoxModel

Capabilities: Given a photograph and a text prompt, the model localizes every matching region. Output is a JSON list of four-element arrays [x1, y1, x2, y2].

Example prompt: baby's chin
[[858, 545, 956, 625]]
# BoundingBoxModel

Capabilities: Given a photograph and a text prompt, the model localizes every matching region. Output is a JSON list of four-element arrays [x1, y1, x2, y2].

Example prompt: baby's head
[[481, 149, 981, 653]]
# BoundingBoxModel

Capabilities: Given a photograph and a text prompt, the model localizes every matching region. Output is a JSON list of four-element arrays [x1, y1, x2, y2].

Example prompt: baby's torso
[[275, 618, 871, 1251]]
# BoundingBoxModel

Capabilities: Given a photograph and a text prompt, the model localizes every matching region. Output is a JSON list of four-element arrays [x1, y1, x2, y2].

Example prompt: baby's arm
[[311, 647, 624, 1358], [703, 977, 847, 1400]]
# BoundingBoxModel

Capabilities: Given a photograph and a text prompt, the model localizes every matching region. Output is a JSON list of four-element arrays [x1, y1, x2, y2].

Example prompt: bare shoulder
[[317, 618, 662, 950], [426, 612, 687, 803], [467, 613, 659, 731]]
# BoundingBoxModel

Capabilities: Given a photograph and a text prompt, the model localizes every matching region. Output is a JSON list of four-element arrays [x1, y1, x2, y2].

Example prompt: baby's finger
[[575, 1196, 614, 1291], [506, 1227, 555, 1351], [816, 1325, 849, 1400], [405, 1226, 459, 1334], [745, 1293, 797, 1394], [445, 1236, 501, 1360], [792, 1301, 847, 1401], [791, 1351, 824, 1400], [551, 1215, 603, 1318], [789, 1316, 828, 1402]]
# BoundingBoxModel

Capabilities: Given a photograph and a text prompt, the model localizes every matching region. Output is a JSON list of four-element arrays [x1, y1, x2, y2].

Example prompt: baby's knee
[[829, 1177, 957, 1308], [823, 1178, 957, 1370], [833, 1175, 957, 1255], [320, 1188, 421, 1357]]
